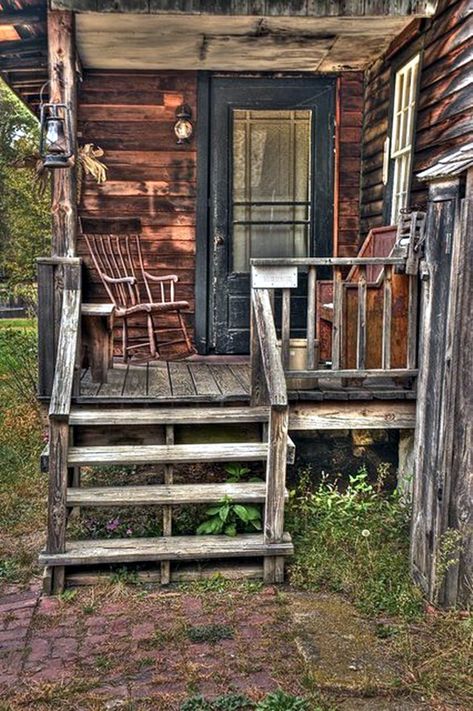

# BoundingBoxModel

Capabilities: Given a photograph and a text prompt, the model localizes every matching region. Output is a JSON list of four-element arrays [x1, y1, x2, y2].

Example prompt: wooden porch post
[[44, 9, 78, 592], [47, 9, 78, 257], [410, 173, 473, 607]]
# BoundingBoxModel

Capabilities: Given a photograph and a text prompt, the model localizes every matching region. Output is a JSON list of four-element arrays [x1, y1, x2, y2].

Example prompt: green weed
[[110, 566, 139, 586], [196, 495, 262, 536], [287, 466, 423, 619], [94, 654, 114, 671], [180, 693, 311, 711], [0, 559, 20, 582], [59, 589, 77, 604], [256, 691, 309, 710], [186, 623, 234, 644]]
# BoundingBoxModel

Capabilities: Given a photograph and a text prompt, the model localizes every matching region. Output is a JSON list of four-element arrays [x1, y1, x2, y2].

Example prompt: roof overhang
[[74, 12, 431, 72], [417, 143, 473, 182], [0, 1, 48, 114]]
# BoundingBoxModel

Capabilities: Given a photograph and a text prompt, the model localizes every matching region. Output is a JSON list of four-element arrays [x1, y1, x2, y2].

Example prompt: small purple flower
[[106, 517, 120, 532], [126, 528, 133, 536]]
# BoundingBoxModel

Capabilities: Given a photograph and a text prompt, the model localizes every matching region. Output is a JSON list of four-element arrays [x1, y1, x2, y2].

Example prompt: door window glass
[[232, 109, 312, 273]]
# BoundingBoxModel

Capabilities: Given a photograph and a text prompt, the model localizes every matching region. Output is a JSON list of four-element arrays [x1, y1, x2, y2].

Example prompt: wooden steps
[[41, 438, 296, 470], [66, 482, 284, 506], [43, 396, 294, 591], [69, 405, 270, 426], [68, 442, 270, 466], [39, 533, 294, 567]]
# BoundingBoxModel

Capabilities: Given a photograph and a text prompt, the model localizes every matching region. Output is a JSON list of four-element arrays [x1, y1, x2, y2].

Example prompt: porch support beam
[[47, 9, 78, 258], [50, 1, 438, 17]]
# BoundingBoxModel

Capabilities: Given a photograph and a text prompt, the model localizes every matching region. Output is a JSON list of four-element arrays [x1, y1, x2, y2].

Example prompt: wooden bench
[[81, 303, 115, 383]]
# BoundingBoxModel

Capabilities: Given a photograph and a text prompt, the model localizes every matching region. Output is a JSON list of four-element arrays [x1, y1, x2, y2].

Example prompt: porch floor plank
[[77, 360, 415, 403], [209, 363, 248, 397], [169, 362, 197, 398], [188, 363, 221, 395], [147, 361, 172, 399]]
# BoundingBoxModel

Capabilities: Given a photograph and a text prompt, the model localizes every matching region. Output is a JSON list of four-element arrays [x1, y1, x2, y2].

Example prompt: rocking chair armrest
[[143, 272, 179, 283], [102, 274, 137, 285]]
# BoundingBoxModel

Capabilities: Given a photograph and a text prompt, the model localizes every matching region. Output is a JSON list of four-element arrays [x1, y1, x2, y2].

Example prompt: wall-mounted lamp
[[173, 104, 193, 144], [39, 81, 74, 169]]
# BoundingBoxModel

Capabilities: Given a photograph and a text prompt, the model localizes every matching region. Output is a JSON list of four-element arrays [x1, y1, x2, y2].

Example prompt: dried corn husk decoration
[[11, 143, 108, 202], [76, 143, 108, 202]]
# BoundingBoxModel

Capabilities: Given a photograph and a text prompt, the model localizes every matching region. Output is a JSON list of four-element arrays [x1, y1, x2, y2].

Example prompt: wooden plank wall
[[77, 70, 196, 350], [360, 0, 473, 235], [338, 72, 363, 257], [77, 69, 362, 351]]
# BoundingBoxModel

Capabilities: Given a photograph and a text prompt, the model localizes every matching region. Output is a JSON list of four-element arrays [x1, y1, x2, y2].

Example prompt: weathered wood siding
[[77, 69, 362, 346], [338, 72, 363, 257], [77, 70, 196, 345], [360, 0, 473, 234]]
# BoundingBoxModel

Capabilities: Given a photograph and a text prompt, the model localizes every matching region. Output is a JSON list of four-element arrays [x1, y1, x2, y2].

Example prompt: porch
[[77, 359, 416, 404]]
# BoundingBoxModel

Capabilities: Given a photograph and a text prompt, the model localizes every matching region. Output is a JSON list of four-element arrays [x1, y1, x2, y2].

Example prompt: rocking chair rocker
[[84, 233, 194, 361]]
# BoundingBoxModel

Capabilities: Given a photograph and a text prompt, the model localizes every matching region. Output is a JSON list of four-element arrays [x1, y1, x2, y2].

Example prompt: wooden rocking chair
[[84, 234, 194, 361]]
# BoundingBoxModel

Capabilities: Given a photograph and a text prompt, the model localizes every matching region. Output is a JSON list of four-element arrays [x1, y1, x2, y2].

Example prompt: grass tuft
[[287, 466, 423, 619], [186, 623, 234, 645]]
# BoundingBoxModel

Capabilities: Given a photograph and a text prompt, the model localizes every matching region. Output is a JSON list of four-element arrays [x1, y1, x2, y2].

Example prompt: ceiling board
[[76, 13, 411, 71]]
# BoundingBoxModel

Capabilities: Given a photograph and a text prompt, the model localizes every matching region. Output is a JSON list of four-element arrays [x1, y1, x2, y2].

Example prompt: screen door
[[208, 77, 334, 354]]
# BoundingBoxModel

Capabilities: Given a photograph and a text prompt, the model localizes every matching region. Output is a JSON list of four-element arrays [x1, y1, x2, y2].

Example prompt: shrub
[[287, 466, 423, 619]]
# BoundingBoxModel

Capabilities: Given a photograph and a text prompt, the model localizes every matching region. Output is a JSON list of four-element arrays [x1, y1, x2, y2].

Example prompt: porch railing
[[250, 287, 290, 583], [37, 256, 82, 398], [250, 253, 419, 387]]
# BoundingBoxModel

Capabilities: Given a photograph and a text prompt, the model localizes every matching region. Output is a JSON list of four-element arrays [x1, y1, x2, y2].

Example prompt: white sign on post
[[251, 265, 298, 289]]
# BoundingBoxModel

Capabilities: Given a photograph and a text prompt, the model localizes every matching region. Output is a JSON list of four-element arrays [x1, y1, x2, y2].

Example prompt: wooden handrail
[[49, 261, 82, 419], [251, 256, 406, 266], [250, 287, 289, 584], [251, 288, 287, 408]]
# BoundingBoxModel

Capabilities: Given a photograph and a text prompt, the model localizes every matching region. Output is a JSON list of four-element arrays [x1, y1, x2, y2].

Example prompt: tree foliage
[[0, 79, 50, 290]]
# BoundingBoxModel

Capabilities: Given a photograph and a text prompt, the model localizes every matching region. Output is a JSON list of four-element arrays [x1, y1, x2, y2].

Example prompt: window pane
[[232, 109, 312, 273], [390, 54, 420, 223]]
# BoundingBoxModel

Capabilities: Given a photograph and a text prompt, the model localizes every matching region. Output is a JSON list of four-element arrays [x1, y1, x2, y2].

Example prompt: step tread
[[67, 442, 269, 465], [39, 533, 294, 566], [67, 482, 286, 506], [69, 405, 270, 426]]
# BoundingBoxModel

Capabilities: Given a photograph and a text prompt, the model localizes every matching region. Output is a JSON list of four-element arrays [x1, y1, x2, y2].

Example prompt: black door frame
[[195, 72, 335, 355]]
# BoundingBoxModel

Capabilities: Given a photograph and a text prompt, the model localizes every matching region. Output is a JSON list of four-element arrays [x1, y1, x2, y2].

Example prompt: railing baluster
[[332, 266, 343, 370], [281, 288, 291, 370], [407, 273, 418, 369], [357, 265, 367, 370], [306, 265, 317, 369], [382, 264, 392, 369]]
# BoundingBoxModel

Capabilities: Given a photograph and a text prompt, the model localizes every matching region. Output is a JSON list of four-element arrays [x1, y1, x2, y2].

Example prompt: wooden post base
[[43, 565, 66, 595], [263, 556, 285, 584]]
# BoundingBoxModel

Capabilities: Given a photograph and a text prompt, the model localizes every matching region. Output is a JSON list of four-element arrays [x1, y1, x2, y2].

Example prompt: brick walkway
[[0, 581, 305, 710]]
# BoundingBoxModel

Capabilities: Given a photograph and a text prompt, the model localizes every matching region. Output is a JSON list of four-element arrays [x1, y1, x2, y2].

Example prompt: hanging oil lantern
[[39, 100, 74, 168]]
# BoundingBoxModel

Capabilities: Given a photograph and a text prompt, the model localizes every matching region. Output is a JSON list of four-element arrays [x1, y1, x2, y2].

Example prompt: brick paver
[[0, 581, 304, 709]]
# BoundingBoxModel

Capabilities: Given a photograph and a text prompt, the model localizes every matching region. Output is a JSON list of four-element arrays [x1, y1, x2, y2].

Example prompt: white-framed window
[[385, 53, 420, 224]]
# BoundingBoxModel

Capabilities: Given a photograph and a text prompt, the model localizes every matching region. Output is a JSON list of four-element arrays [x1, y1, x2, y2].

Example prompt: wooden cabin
[[0, 0, 471, 605]]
